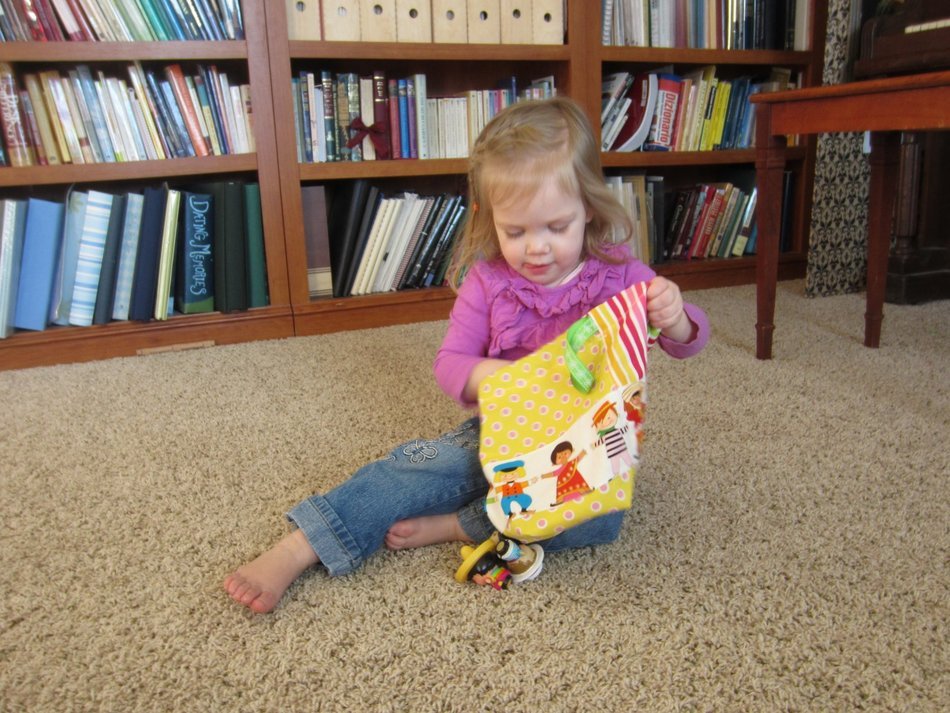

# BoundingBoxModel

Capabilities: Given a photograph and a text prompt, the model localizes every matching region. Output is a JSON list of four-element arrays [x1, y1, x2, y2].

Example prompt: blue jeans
[[287, 417, 626, 576]]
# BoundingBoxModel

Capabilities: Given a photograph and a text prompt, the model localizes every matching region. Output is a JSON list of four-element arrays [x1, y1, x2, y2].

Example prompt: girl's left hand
[[647, 277, 694, 342]]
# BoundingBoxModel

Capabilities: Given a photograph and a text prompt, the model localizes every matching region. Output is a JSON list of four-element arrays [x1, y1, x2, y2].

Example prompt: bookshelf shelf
[[0, 41, 249, 63], [287, 41, 572, 62], [602, 146, 807, 169], [298, 158, 469, 181], [599, 46, 819, 68], [0, 154, 259, 187]]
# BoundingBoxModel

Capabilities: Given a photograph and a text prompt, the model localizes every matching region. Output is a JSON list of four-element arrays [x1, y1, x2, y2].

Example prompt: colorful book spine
[[0, 63, 34, 167]]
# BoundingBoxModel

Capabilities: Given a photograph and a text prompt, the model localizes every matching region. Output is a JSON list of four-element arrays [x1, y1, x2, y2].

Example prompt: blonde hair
[[447, 96, 634, 290]]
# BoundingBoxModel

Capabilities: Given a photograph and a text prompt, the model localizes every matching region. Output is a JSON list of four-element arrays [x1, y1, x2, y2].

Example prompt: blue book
[[68, 191, 114, 327], [129, 186, 168, 321], [75, 66, 115, 163], [14, 198, 66, 332], [153, 0, 188, 40], [0, 199, 27, 338], [397, 78, 410, 159], [144, 69, 188, 158], [159, 79, 196, 157], [174, 191, 215, 314], [50, 190, 87, 326], [112, 192, 145, 321]]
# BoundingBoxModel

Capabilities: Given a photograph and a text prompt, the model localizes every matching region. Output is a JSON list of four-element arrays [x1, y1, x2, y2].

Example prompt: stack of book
[[304, 180, 467, 299], [603, 0, 810, 51], [292, 70, 556, 164], [0, 0, 244, 42], [0, 61, 254, 167], [602, 65, 795, 153], [0, 180, 268, 338]]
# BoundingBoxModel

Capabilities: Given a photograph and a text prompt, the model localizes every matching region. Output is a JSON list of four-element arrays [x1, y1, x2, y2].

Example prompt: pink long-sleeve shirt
[[434, 247, 710, 408]]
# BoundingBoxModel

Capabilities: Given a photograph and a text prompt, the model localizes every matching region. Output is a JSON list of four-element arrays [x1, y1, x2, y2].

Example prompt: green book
[[174, 190, 214, 314], [243, 182, 268, 308], [154, 188, 181, 320]]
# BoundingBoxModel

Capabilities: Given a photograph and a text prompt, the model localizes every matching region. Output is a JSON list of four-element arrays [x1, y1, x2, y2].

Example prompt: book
[[92, 192, 127, 324], [23, 73, 61, 165], [644, 73, 681, 151], [180, 180, 245, 313], [0, 63, 34, 167], [371, 70, 391, 160], [15, 198, 66, 331], [351, 196, 397, 296], [327, 179, 371, 298], [164, 64, 209, 156], [153, 188, 181, 320], [68, 190, 114, 327], [111, 191, 144, 320], [612, 72, 658, 152], [731, 188, 758, 256], [129, 185, 168, 321], [0, 199, 26, 338], [301, 184, 333, 298], [173, 190, 215, 314], [244, 182, 267, 308], [49, 189, 86, 326]]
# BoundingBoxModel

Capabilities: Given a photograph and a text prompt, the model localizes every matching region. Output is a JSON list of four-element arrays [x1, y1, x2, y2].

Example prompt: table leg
[[865, 131, 901, 348], [754, 104, 788, 359]]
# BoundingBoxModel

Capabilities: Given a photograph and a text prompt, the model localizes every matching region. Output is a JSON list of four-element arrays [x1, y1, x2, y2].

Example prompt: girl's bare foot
[[385, 513, 472, 550], [224, 529, 319, 613]]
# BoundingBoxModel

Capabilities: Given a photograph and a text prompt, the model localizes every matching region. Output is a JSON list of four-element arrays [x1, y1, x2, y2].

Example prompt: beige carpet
[[1, 281, 947, 712]]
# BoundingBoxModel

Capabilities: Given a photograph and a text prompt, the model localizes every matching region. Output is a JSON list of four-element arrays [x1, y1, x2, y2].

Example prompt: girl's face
[[492, 174, 591, 287]]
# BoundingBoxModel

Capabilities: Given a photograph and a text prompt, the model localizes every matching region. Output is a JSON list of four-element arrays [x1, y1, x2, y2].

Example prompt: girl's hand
[[647, 277, 695, 343]]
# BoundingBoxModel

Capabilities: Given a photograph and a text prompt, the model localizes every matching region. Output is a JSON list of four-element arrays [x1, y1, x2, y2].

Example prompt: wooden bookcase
[[265, 0, 827, 340], [0, 0, 825, 370], [0, 0, 293, 370]]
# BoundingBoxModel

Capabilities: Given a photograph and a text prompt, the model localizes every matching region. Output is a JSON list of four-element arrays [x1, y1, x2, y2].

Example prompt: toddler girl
[[225, 96, 709, 613]]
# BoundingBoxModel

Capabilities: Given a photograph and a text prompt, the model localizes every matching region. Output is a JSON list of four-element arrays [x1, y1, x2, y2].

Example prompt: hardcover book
[[153, 188, 181, 320], [0, 199, 26, 338], [129, 185, 168, 321], [92, 192, 127, 324], [15, 198, 66, 331], [174, 190, 215, 314], [244, 182, 267, 308], [111, 191, 145, 321], [68, 190, 114, 327], [50, 189, 87, 326]]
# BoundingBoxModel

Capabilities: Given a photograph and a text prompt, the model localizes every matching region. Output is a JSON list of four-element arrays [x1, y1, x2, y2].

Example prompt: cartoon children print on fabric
[[479, 281, 659, 543]]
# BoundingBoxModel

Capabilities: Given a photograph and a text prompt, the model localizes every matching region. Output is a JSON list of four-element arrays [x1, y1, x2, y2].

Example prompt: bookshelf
[[265, 0, 827, 343], [0, 1, 826, 370], [0, 0, 293, 370]]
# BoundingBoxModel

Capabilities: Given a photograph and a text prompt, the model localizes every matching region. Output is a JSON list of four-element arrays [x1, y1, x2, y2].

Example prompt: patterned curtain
[[806, 0, 872, 296]]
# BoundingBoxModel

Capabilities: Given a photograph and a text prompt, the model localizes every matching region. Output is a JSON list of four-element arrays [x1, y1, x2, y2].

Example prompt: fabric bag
[[477, 281, 660, 543]]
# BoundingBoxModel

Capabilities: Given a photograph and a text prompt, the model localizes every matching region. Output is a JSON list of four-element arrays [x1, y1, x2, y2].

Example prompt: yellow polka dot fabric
[[478, 282, 658, 543]]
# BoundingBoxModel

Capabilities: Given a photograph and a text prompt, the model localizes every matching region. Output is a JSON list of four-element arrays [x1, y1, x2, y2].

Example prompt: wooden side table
[[750, 70, 950, 359]]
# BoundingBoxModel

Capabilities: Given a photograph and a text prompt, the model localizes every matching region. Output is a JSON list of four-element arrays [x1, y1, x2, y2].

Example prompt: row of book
[[291, 0, 565, 45], [293, 70, 556, 164], [0, 61, 253, 167], [0, 180, 267, 338], [601, 65, 795, 153], [665, 182, 758, 261], [0, 0, 244, 42], [603, 0, 810, 51], [303, 180, 467, 299]]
